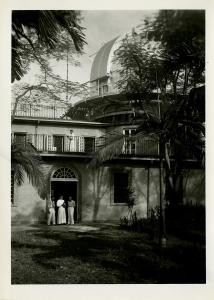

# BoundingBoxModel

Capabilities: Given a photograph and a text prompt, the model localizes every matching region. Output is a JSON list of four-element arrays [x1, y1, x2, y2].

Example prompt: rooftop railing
[[12, 103, 69, 119]]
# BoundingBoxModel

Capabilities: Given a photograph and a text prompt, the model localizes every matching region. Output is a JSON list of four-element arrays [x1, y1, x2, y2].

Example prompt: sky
[[22, 10, 158, 85]]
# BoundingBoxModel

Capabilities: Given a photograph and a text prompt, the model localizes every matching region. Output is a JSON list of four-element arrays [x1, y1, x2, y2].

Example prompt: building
[[11, 37, 205, 224]]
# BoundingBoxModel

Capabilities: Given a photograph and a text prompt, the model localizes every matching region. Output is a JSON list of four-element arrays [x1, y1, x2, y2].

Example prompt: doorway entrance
[[50, 167, 79, 223], [53, 135, 64, 152]]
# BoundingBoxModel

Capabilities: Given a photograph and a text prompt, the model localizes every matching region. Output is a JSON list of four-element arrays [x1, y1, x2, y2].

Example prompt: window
[[52, 167, 77, 179], [11, 170, 14, 204], [123, 128, 136, 154], [14, 132, 27, 144], [103, 85, 108, 94], [112, 172, 129, 204], [84, 137, 95, 152], [53, 135, 64, 152]]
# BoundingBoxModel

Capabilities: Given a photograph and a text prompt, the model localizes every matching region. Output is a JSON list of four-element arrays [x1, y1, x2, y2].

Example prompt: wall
[[12, 161, 158, 223], [11, 158, 205, 224], [80, 165, 160, 221], [11, 174, 46, 224]]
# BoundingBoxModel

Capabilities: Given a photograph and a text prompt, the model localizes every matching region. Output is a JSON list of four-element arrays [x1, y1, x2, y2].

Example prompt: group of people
[[47, 195, 76, 226]]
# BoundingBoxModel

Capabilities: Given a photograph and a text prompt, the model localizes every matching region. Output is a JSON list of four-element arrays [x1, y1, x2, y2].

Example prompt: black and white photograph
[[1, 1, 214, 299], [10, 8, 206, 284]]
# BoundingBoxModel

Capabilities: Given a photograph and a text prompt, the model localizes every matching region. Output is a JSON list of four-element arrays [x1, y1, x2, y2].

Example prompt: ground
[[11, 222, 205, 284]]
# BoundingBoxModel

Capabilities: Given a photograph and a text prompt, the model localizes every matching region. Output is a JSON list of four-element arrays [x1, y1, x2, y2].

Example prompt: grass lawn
[[11, 222, 205, 284]]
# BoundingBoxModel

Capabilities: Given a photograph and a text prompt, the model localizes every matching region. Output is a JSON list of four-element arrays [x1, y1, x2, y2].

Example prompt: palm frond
[[12, 10, 86, 82], [11, 141, 47, 199], [90, 133, 124, 168], [13, 164, 25, 186]]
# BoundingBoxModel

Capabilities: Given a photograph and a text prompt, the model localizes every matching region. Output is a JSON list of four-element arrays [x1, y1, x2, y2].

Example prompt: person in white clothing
[[47, 198, 56, 225], [67, 196, 75, 225], [57, 195, 66, 224]]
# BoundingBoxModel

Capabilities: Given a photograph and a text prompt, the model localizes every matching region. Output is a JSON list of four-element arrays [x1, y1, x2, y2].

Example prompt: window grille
[[52, 168, 77, 179]]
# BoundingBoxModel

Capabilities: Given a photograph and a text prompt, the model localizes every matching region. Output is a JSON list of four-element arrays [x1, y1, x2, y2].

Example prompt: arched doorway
[[50, 167, 79, 222]]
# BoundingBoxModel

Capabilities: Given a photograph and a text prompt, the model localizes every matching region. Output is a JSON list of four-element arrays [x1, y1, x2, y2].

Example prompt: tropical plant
[[91, 10, 205, 247], [11, 140, 47, 199], [11, 11, 87, 200], [124, 186, 136, 223], [12, 10, 86, 82]]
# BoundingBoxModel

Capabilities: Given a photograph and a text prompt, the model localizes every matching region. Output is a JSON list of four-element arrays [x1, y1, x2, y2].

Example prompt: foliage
[[11, 140, 47, 199], [120, 203, 205, 243], [113, 32, 163, 94], [125, 186, 136, 208], [11, 11, 88, 118], [120, 206, 160, 241], [119, 186, 136, 226], [12, 10, 86, 82], [151, 10, 205, 89], [12, 77, 88, 118], [92, 10, 205, 209], [113, 10, 205, 97]]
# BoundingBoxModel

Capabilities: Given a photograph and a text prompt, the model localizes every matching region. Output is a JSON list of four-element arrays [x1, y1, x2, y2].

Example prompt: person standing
[[67, 196, 76, 225], [57, 195, 66, 224], [47, 197, 56, 226]]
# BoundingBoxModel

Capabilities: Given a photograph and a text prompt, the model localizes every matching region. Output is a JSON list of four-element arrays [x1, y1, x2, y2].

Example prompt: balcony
[[12, 133, 160, 157], [12, 103, 69, 119]]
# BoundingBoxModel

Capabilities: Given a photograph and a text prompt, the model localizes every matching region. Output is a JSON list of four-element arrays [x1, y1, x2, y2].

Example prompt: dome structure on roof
[[67, 28, 161, 123], [90, 37, 119, 82], [89, 36, 123, 98], [88, 29, 146, 98]]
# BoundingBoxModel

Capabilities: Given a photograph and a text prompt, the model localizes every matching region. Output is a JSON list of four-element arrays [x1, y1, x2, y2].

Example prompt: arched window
[[52, 167, 77, 180]]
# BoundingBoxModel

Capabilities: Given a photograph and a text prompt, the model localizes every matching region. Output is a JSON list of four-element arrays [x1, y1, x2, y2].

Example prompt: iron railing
[[11, 103, 68, 119], [12, 133, 160, 156]]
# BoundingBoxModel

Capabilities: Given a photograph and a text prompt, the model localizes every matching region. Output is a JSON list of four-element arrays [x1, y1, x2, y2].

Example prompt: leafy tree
[[113, 31, 164, 94], [12, 10, 86, 82], [150, 10, 205, 95], [12, 11, 88, 120], [114, 10, 205, 98], [11, 77, 88, 122], [91, 10, 205, 247]]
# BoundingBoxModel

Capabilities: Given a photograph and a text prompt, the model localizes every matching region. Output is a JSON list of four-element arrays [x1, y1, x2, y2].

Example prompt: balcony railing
[[12, 103, 68, 119], [12, 134, 160, 156]]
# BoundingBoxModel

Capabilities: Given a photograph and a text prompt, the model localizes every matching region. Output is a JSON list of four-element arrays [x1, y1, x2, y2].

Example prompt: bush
[[120, 207, 160, 240]]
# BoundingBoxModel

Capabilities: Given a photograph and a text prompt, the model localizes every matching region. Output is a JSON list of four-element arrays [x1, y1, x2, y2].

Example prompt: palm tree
[[91, 10, 205, 247], [11, 140, 47, 199], [12, 10, 86, 82], [91, 89, 205, 247]]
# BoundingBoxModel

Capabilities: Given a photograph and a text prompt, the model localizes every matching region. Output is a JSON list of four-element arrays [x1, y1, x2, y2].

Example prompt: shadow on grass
[[11, 225, 206, 284]]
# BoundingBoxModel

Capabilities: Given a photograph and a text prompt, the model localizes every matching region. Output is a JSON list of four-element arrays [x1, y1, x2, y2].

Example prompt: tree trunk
[[159, 145, 166, 248]]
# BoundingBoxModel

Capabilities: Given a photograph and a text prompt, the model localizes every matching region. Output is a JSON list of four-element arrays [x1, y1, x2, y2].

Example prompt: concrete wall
[[11, 160, 205, 224], [12, 161, 161, 223], [11, 174, 46, 224]]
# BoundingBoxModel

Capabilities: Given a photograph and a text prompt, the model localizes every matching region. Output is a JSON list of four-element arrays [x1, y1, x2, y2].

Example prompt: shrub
[[120, 206, 160, 240]]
